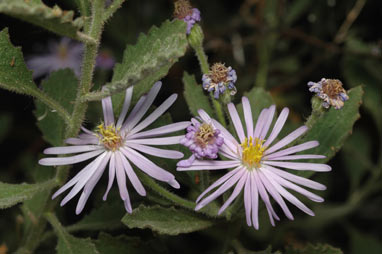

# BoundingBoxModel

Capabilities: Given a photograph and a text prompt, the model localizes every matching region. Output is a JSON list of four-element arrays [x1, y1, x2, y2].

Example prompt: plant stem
[[103, 0, 126, 22]]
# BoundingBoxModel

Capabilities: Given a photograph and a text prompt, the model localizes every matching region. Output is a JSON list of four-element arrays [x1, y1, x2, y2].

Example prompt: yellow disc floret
[[96, 123, 123, 151], [240, 137, 266, 169]]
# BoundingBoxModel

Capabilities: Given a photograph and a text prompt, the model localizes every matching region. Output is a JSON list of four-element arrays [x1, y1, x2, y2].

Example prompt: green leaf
[[183, 71, 214, 116], [285, 243, 343, 254], [122, 205, 214, 235], [237, 87, 275, 122], [0, 180, 56, 209], [0, 0, 83, 40], [46, 213, 99, 254], [83, 19, 188, 101], [298, 86, 363, 178], [67, 203, 125, 232], [34, 69, 78, 146]]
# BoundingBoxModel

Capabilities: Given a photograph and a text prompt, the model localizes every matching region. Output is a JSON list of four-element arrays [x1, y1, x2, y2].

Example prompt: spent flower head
[[39, 82, 190, 214], [27, 37, 83, 78], [177, 97, 331, 229], [174, 0, 201, 34], [308, 78, 349, 109], [202, 63, 237, 99]]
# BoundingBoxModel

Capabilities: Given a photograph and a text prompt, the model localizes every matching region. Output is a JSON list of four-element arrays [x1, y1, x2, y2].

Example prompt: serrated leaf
[[285, 243, 343, 254], [183, 71, 214, 116], [0, 0, 82, 39], [297, 86, 363, 178], [34, 69, 77, 146], [0, 180, 56, 209], [84, 19, 188, 101], [68, 203, 124, 232], [122, 205, 214, 235], [46, 213, 99, 254]]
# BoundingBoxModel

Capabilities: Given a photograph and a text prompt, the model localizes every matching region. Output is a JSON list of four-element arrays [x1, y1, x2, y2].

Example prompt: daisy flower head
[[177, 97, 331, 229], [39, 82, 190, 214], [308, 78, 349, 109], [173, 0, 201, 34], [27, 37, 83, 78], [177, 118, 224, 167], [202, 63, 237, 99]]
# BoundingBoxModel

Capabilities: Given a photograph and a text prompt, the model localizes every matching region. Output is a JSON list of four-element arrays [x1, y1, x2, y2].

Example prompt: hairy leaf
[[0, 180, 56, 209], [83, 19, 187, 101], [122, 205, 214, 235], [34, 69, 78, 146], [183, 71, 214, 116], [285, 243, 343, 254], [0, 0, 83, 39]]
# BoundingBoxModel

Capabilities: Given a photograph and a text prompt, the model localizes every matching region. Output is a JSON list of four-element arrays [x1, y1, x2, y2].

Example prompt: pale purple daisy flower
[[39, 82, 189, 214], [177, 97, 331, 229], [27, 37, 83, 78], [177, 118, 224, 167], [202, 63, 237, 99], [173, 0, 201, 34], [308, 78, 349, 109]]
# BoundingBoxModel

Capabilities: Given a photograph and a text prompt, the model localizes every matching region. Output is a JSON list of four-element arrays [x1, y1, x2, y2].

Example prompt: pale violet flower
[[27, 37, 83, 78], [39, 82, 189, 214], [308, 78, 349, 109], [173, 0, 201, 34], [202, 63, 237, 99], [177, 97, 331, 229]]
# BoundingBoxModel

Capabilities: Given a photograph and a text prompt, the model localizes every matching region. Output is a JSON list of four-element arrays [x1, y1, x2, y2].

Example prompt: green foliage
[[84, 20, 188, 101], [0, 180, 56, 209], [34, 69, 78, 146], [285, 243, 343, 254], [46, 213, 99, 254], [122, 205, 214, 235], [0, 0, 83, 39], [183, 71, 214, 116], [298, 86, 363, 177]]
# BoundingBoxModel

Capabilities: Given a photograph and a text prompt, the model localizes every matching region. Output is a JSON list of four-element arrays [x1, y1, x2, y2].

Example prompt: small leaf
[[0, 180, 56, 209], [46, 213, 99, 254], [122, 205, 214, 235], [298, 86, 363, 178], [34, 69, 77, 146], [83, 19, 188, 101], [183, 71, 214, 116], [0, 0, 82, 39], [285, 243, 343, 254]]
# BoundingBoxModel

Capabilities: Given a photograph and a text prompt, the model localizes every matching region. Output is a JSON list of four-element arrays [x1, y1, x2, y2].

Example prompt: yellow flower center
[[240, 137, 266, 169], [194, 123, 215, 148], [96, 123, 123, 151]]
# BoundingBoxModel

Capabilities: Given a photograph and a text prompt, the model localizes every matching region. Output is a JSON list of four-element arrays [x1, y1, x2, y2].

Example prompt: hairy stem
[[103, 0, 127, 22]]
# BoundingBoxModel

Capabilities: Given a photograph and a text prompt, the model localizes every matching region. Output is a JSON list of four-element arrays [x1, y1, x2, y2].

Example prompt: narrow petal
[[121, 147, 174, 183], [263, 161, 331, 172], [265, 165, 326, 190], [116, 86, 133, 128], [261, 169, 315, 216], [265, 126, 308, 155], [66, 137, 99, 145], [124, 198, 133, 214], [242, 97, 253, 139], [122, 81, 162, 131], [102, 95, 115, 126], [259, 105, 275, 140], [119, 153, 146, 196], [211, 119, 239, 149], [218, 171, 248, 215], [121, 95, 147, 131], [129, 94, 177, 135], [264, 141, 319, 159], [44, 145, 103, 155], [195, 169, 245, 211], [257, 170, 294, 220], [227, 103, 245, 143], [177, 160, 240, 171], [253, 108, 268, 139], [196, 167, 241, 203], [127, 143, 183, 159], [244, 172, 252, 226], [197, 109, 212, 122], [263, 107, 289, 147], [76, 152, 111, 214], [250, 172, 259, 229], [115, 152, 130, 201], [266, 154, 325, 161], [39, 149, 104, 166], [126, 135, 184, 146], [103, 153, 116, 200], [129, 122, 190, 139]]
